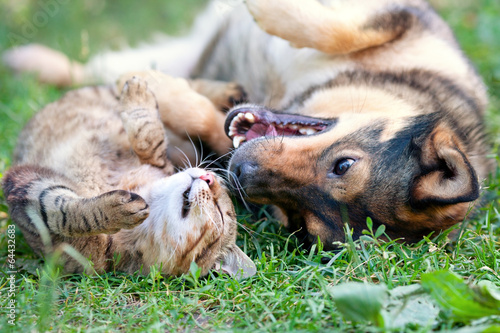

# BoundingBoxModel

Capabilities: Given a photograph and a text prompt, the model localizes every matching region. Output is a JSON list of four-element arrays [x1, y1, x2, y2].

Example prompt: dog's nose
[[231, 161, 259, 185]]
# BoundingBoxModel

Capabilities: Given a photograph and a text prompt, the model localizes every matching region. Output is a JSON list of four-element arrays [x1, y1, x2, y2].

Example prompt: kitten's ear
[[215, 245, 256, 279]]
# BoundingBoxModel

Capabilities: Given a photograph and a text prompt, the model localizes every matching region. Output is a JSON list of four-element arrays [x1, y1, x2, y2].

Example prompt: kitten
[[2, 75, 255, 278]]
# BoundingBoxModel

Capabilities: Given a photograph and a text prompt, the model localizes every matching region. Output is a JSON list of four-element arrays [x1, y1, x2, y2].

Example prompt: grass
[[0, 0, 499, 331]]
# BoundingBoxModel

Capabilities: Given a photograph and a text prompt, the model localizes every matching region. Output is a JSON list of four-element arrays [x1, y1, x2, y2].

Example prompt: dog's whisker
[[225, 170, 252, 212], [204, 150, 235, 169]]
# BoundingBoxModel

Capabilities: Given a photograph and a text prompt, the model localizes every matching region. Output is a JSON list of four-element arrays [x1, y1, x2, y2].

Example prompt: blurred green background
[[0, 0, 499, 331]]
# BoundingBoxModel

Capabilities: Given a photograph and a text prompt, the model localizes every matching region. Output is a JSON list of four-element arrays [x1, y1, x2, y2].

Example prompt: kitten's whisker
[[204, 150, 235, 170], [174, 147, 193, 170], [184, 133, 200, 168], [199, 152, 218, 168], [235, 220, 253, 236], [167, 241, 180, 263]]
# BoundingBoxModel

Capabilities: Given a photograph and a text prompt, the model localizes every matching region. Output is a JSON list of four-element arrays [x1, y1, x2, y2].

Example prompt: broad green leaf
[[387, 285, 439, 328], [444, 325, 500, 333], [421, 270, 500, 322], [328, 282, 388, 327], [473, 280, 500, 309]]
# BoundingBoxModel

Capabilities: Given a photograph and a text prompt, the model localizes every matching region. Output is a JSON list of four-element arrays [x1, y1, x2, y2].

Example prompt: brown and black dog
[[4, 0, 495, 249], [202, 0, 495, 247]]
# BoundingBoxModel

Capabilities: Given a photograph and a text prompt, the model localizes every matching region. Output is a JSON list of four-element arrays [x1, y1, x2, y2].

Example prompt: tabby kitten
[[2, 76, 256, 278]]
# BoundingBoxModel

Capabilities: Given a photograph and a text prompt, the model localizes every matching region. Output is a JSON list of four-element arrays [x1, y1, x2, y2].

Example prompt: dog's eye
[[332, 158, 355, 176]]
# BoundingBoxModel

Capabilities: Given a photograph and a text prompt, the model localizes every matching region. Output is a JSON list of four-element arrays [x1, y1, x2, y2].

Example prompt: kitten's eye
[[331, 158, 355, 176]]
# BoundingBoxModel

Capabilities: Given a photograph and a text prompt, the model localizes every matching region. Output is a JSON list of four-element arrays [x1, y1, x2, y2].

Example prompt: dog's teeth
[[289, 124, 298, 130], [233, 136, 245, 148], [244, 113, 255, 122], [233, 136, 240, 148], [299, 128, 307, 135], [230, 118, 239, 129], [229, 124, 239, 134], [306, 128, 317, 135]]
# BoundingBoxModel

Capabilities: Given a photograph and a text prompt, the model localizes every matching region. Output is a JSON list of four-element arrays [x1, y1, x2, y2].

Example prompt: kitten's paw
[[120, 76, 157, 111], [101, 190, 149, 231]]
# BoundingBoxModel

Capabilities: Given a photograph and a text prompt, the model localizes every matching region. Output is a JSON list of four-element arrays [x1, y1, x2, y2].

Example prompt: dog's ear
[[411, 125, 479, 207]]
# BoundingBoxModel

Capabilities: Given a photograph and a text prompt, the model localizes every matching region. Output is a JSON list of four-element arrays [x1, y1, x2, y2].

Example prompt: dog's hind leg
[[3, 2, 228, 86], [246, 0, 421, 55]]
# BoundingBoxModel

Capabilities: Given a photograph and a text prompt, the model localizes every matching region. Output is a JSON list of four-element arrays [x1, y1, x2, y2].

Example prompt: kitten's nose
[[199, 173, 214, 186]]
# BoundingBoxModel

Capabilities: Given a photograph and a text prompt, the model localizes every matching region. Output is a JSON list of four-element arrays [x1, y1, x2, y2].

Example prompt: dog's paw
[[222, 82, 248, 111], [99, 190, 150, 232], [246, 0, 286, 35], [246, 0, 320, 49], [120, 76, 158, 112]]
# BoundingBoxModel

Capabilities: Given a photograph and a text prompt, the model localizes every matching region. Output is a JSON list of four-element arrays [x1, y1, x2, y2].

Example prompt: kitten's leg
[[118, 77, 174, 174], [2, 165, 149, 240], [117, 71, 234, 155]]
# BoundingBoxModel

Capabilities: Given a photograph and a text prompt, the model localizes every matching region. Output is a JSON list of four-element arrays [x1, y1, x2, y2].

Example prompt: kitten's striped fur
[[3, 76, 255, 277]]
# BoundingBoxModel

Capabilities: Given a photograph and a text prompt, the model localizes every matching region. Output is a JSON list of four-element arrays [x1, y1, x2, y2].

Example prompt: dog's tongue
[[246, 123, 268, 141], [246, 123, 280, 140], [265, 125, 278, 137]]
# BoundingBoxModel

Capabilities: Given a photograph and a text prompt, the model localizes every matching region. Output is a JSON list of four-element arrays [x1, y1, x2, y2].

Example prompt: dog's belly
[[191, 2, 484, 114], [193, 4, 357, 108]]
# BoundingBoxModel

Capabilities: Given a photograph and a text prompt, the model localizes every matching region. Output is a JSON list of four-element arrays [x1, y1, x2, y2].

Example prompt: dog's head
[[225, 77, 485, 248]]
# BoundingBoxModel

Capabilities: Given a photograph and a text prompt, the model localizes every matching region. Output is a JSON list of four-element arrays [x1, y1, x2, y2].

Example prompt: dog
[[3, 0, 495, 249]]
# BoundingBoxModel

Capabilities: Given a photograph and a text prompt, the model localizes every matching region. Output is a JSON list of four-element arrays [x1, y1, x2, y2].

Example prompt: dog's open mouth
[[225, 107, 334, 148]]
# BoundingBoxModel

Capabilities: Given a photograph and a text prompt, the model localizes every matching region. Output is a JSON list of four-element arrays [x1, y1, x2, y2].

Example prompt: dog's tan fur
[[204, 0, 494, 246], [3, 0, 495, 248]]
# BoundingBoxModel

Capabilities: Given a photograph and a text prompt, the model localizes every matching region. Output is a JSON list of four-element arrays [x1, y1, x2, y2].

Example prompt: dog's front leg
[[187, 79, 247, 112], [246, 0, 415, 55]]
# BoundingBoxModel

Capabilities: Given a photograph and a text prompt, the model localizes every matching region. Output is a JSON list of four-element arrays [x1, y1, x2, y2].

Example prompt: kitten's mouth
[[180, 174, 219, 219], [225, 106, 334, 148], [181, 187, 191, 218]]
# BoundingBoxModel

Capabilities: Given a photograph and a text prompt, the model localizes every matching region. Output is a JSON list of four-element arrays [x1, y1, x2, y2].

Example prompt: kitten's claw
[[120, 76, 157, 111]]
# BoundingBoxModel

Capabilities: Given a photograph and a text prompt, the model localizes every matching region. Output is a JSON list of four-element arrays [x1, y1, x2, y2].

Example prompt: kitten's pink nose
[[199, 173, 214, 186]]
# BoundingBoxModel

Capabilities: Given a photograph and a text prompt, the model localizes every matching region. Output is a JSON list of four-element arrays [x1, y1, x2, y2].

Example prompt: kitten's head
[[145, 168, 256, 278]]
